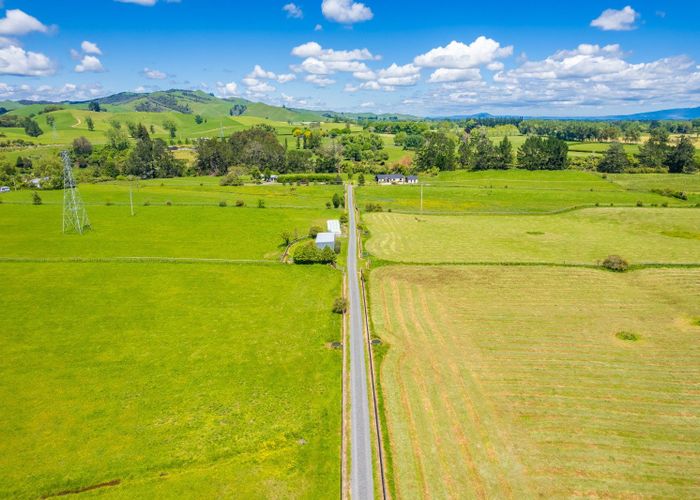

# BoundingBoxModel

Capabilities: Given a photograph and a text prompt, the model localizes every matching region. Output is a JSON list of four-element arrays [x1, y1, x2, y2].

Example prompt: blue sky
[[1, 0, 699, 116]]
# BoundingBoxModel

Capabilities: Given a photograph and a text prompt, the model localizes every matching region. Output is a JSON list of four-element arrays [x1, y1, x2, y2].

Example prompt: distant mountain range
[[1, 89, 698, 122]]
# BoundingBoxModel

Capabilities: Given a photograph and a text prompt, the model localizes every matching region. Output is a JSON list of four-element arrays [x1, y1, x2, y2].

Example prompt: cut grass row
[[363, 208, 700, 265], [369, 265, 700, 499]]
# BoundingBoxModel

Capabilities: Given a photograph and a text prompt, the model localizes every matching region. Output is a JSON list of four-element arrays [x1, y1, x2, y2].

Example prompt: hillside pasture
[[363, 208, 700, 264], [370, 265, 700, 499], [0, 262, 342, 498]]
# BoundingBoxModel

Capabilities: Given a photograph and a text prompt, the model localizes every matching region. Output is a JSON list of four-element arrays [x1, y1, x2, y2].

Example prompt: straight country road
[[347, 183, 374, 500]]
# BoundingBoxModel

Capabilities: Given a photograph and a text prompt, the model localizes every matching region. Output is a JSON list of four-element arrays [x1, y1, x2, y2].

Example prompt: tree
[[195, 115, 204, 125], [495, 136, 513, 169], [126, 129, 183, 178], [358, 173, 365, 186], [416, 131, 456, 171], [162, 120, 177, 139], [638, 128, 670, 169], [285, 149, 313, 173], [667, 136, 697, 174], [457, 135, 472, 168], [86, 116, 95, 131], [32, 192, 42, 205], [88, 101, 101, 112], [105, 125, 130, 151], [623, 123, 642, 143], [517, 137, 568, 170], [597, 143, 629, 173], [72, 136, 93, 157], [195, 138, 231, 176], [281, 230, 293, 246], [24, 119, 43, 137], [45, 115, 55, 127], [32, 154, 63, 189], [332, 192, 342, 209], [316, 142, 344, 173], [470, 131, 498, 170]]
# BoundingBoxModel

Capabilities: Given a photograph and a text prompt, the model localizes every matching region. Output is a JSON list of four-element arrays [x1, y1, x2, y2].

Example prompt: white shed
[[327, 219, 341, 235], [315, 232, 336, 250]]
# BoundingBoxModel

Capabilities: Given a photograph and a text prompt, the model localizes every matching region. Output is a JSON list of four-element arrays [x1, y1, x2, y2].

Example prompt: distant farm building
[[0, 186, 10, 193], [327, 219, 341, 235], [315, 232, 336, 250], [375, 174, 419, 184]]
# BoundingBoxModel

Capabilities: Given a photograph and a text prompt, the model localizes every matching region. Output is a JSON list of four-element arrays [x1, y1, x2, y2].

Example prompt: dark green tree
[[24, 119, 43, 137], [416, 131, 456, 171], [597, 142, 629, 173], [88, 101, 101, 112], [496, 136, 513, 169], [470, 131, 498, 170], [457, 135, 472, 168], [667, 136, 697, 174], [638, 128, 670, 169], [86, 116, 95, 131]]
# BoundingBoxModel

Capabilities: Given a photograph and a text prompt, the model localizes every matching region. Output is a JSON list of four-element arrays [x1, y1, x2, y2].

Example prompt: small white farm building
[[375, 174, 419, 185], [327, 219, 341, 235], [315, 232, 336, 250]]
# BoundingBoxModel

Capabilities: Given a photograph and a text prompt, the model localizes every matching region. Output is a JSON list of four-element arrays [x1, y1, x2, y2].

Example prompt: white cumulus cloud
[[0, 44, 55, 76], [0, 9, 50, 36], [215, 81, 239, 97], [591, 6, 639, 31], [283, 3, 303, 18], [415, 36, 513, 69], [81, 40, 102, 55], [305, 74, 335, 87], [428, 68, 481, 83], [75, 55, 105, 73], [321, 0, 373, 24], [143, 67, 167, 79]]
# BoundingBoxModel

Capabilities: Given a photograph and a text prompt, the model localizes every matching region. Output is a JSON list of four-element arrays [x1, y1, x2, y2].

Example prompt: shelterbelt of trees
[[1, 117, 698, 190]]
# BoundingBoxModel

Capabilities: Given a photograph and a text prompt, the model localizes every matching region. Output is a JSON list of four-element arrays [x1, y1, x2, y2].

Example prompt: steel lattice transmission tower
[[61, 151, 91, 234]]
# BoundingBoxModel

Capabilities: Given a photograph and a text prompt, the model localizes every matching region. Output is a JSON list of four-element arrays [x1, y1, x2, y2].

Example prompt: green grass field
[[363, 208, 700, 265], [1, 177, 344, 209], [357, 181, 691, 215], [0, 263, 342, 498], [0, 178, 347, 498], [370, 265, 700, 498]]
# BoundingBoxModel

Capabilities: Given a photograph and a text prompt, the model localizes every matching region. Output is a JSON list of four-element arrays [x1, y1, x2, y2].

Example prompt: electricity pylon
[[61, 151, 91, 234]]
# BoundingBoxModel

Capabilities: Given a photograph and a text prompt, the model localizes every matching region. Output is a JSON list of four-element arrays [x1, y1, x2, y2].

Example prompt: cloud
[[291, 41, 378, 61], [321, 0, 373, 24], [75, 55, 105, 73], [305, 74, 335, 87], [414, 36, 513, 69], [590, 6, 639, 31], [215, 81, 239, 97], [0, 82, 105, 101], [142, 67, 167, 79], [283, 3, 303, 18], [314, 24, 323, 31], [248, 64, 295, 83], [299, 57, 370, 75], [420, 43, 700, 114], [360, 101, 374, 108], [80, 40, 102, 55], [0, 45, 55, 76], [0, 9, 50, 36], [376, 63, 421, 86], [428, 68, 481, 83], [114, 0, 158, 5]]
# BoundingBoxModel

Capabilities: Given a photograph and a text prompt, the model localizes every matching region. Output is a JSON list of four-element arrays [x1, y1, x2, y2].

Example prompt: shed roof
[[316, 232, 336, 243], [327, 220, 341, 234]]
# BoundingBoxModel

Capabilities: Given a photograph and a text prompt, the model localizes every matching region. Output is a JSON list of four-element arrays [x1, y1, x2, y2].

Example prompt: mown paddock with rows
[[363, 208, 700, 265], [0, 182, 346, 498], [369, 265, 700, 499]]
